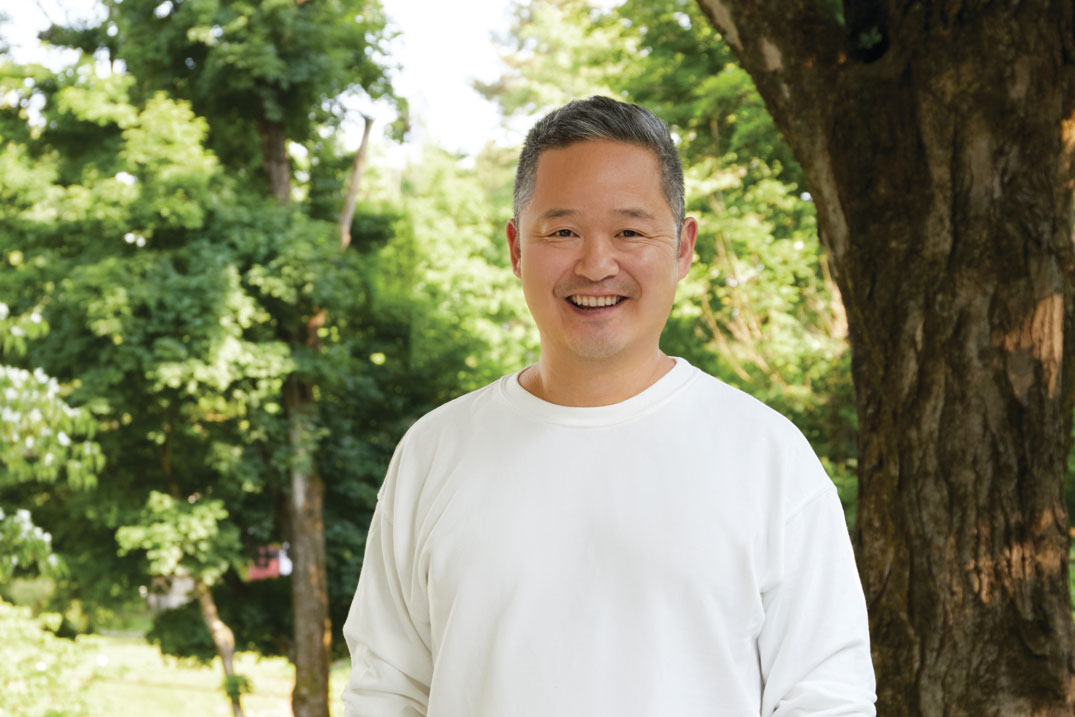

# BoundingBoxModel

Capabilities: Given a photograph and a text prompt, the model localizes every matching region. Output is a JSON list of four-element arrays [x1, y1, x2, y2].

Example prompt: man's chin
[[562, 337, 628, 362]]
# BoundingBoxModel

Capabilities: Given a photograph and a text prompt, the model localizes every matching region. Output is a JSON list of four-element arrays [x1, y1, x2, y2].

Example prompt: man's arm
[[341, 445, 433, 717], [758, 483, 877, 716]]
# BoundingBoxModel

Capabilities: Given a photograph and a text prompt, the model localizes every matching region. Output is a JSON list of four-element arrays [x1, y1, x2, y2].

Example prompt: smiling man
[[342, 96, 876, 716]]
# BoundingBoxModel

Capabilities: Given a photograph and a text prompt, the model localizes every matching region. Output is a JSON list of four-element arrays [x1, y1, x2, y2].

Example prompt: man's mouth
[[568, 295, 624, 309]]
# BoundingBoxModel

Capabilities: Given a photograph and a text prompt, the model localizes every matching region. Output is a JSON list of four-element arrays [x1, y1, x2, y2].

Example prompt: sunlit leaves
[[0, 367, 102, 488], [116, 490, 241, 585], [0, 508, 65, 582]]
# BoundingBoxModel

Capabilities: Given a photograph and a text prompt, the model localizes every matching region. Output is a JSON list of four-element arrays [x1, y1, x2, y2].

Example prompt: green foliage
[[0, 600, 92, 716], [116, 491, 242, 584], [55, 0, 403, 172], [0, 508, 64, 583], [474, 0, 624, 114], [223, 672, 252, 701], [0, 63, 106, 580], [146, 600, 219, 664], [0, 59, 284, 624], [0, 365, 102, 488], [605, 0, 802, 186], [147, 575, 293, 661]]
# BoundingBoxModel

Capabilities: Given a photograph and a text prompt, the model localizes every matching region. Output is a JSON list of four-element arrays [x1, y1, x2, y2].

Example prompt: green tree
[[0, 78, 105, 581], [46, 3, 401, 712], [117, 491, 249, 716], [0, 57, 284, 717]]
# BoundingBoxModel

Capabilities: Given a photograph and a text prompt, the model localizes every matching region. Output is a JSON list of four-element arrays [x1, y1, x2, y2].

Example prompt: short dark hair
[[513, 96, 685, 231]]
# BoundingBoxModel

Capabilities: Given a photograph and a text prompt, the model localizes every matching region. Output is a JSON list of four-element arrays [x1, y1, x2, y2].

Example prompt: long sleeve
[[758, 484, 877, 716], [341, 444, 433, 717]]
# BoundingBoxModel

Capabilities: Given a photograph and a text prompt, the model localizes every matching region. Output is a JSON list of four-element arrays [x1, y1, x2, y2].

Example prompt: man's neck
[[519, 350, 676, 407]]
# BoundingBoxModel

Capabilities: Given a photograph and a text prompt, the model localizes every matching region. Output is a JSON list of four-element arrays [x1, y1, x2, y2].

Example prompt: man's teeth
[[569, 295, 623, 308]]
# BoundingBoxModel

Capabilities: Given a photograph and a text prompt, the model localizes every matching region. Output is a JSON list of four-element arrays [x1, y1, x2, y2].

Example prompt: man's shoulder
[[680, 365, 804, 440], [403, 373, 513, 441], [680, 364, 837, 513]]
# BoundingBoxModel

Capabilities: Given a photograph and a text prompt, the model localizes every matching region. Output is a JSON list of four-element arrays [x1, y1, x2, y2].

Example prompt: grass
[[1, 605, 352, 717], [80, 636, 352, 717]]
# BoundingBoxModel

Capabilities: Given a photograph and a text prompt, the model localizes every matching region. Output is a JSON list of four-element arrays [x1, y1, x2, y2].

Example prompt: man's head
[[506, 97, 697, 374], [512, 96, 685, 235]]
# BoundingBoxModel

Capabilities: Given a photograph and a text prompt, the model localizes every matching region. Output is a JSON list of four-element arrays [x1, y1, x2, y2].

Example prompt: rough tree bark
[[694, 1, 1075, 714], [195, 580, 245, 717]]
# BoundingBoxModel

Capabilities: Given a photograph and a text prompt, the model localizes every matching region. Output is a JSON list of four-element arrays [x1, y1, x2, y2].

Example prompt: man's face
[[507, 139, 696, 368]]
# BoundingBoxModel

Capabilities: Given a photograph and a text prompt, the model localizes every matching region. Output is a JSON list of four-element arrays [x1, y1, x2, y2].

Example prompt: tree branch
[[337, 115, 374, 251], [694, 0, 854, 269], [694, 0, 845, 125]]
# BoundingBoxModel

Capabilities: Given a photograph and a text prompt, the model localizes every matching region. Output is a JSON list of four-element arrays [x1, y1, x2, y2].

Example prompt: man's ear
[[676, 217, 698, 280], [507, 219, 522, 278]]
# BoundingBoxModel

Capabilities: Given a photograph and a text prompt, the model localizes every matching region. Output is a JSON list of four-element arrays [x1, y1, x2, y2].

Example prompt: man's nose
[[574, 236, 619, 281]]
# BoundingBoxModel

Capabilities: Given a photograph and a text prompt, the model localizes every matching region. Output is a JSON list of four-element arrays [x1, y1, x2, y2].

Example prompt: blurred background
[[2, 1, 1067, 715]]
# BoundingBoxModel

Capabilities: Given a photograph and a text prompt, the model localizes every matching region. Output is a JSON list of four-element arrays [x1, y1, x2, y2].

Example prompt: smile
[[568, 295, 624, 308]]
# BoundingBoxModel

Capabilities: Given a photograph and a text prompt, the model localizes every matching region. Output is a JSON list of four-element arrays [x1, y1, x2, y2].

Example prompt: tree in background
[[0, 59, 105, 585], [117, 491, 249, 716], [46, 2, 400, 713], [694, 1, 1075, 713], [0, 56, 288, 714]]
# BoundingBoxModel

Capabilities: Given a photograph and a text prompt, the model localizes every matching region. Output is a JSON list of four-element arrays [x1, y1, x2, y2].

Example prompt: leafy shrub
[[145, 601, 217, 664], [0, 600, 90, 716]]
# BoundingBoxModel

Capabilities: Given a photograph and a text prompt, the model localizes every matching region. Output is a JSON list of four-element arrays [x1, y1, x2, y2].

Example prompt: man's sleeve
[[757, 481, 877, 716], [341, 443, 433, 717]]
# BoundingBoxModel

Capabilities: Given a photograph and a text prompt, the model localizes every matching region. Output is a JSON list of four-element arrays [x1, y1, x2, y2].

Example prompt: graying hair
[[512, 95, 685, 232]]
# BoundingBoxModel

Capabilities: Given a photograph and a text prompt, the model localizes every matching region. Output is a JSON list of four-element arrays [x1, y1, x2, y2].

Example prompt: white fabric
[[342, 358, 876, 716]]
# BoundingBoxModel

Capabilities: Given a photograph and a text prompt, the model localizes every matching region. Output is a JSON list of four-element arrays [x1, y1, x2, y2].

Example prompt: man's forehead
[[536, 207, 659, 221], [534, 138, 658, 165]]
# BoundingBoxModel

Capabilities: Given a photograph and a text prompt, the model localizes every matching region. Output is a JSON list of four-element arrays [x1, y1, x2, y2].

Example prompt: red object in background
[[247, 545, 281, 581]]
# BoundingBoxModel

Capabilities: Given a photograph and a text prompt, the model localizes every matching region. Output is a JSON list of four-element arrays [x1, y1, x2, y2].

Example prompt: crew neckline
[[497, 357, 697, 427]]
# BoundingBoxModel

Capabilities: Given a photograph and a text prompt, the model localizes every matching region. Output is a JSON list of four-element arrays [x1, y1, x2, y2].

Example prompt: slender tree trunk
[[256, 113, 331, 717], [283, 373, 331, 717], [696, 1, 1075, 713], [257, 118, 291, 204], [338, 116, 374, 250], [195, 580, 245, 717], [258, 109, 374, 717]]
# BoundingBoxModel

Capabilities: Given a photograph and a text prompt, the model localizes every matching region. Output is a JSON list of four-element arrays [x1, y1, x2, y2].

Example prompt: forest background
[[2, 1, 1073, 716]]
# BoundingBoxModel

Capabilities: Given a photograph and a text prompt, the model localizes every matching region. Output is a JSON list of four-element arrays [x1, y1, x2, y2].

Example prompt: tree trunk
[[283, 374, 332, 717], [338, 116, 374, 250], [257, 118, 291, 204], [696, 1, 1075, 714], [195, 579, 245, 717], [256, 114, 331, 716]]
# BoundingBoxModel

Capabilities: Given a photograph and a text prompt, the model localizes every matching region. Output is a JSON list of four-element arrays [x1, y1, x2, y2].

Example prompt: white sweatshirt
[[342, 358, 876, 716]]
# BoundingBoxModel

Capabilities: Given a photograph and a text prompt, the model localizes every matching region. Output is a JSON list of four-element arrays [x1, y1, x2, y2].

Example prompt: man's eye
[[554, 229, 574, 237], [621, 229, 639, 238]]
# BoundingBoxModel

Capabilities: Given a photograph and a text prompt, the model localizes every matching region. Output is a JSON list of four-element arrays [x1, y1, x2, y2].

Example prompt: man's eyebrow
[[614, 207, 657, 220], [538, 208, 578, 220]]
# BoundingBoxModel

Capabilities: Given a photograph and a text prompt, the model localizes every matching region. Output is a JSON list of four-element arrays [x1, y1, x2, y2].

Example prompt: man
[[342, 96, 876, 716]]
